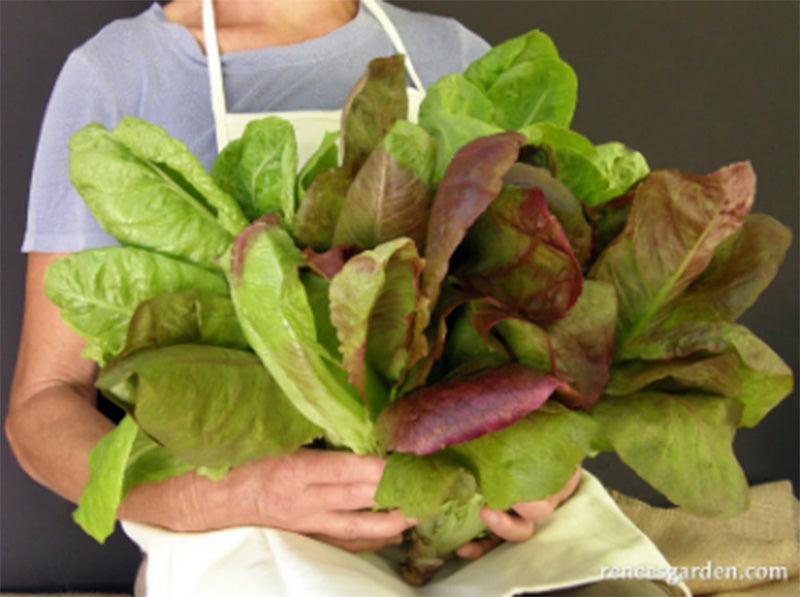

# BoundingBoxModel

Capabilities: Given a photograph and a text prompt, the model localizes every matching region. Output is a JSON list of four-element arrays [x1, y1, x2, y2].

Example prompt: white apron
[[202, 0, 427, 160], [123, 2, 690, 595]]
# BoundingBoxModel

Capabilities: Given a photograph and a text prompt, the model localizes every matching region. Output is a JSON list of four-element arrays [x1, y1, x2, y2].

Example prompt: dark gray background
[[2, 0, 798, 592]]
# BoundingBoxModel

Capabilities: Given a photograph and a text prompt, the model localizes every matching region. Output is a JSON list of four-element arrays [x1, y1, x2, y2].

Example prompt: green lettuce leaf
[[333, 122, 435, 250], [329, 238, 425, 412], [417, 74, 501, 181], [227, 217, 375, 453], [73, 416, 140, 543], [591, 162, 756, 348], [464, 29, 559, 93], [605, 354, 741, 398], [519, 123, 649, 207], [449, 402, 595, 509], [301, 271, 341, 359], [297, 130, 339, 201], [376, 452, 486, 586], [211, 117, 298, 223], [45, 248, 228, 365], [293, 168, 350, 250], [75, 419, 195, 544], [97, 344, 321, 467], [593, 393, 749, 516], [123, 290, 248, 355], [110, 117, 248, 236], [619, 322, 793, 428], [69, 121, 244, 269], [486, 58, 577, 129], [122, 428, 193, 495]]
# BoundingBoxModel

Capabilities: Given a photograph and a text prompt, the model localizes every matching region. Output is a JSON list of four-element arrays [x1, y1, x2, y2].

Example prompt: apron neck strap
[[360, 0, 426, 93], [202, 0, 229, 149]]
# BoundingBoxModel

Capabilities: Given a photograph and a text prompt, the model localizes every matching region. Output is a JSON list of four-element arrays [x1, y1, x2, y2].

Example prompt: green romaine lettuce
[[226, 217, 376, 453], [45, 248, 228, 365], [69, 120, 246, 269], [212, 117, 298, 224], [97, 344, 321, 468]]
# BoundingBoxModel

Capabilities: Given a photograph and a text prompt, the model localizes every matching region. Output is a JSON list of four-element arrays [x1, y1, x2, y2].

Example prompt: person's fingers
[[510, 466, 583, 524], [307, 483, 378, 511], [480, 508, 534, 543], [456, 535, 503, 560], [298, 451, 386, 485], [511, 499, 554, 524], [556, 466, 582, 504], [311, 509, 416, 541], [311, 533, 403, 553]]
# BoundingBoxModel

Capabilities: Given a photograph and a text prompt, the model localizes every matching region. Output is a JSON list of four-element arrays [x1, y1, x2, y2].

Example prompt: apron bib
[[202, 0, 426, 162]]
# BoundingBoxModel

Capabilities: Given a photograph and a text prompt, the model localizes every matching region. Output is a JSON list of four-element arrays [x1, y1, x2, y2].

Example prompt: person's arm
[[6, 253, 414, 551]]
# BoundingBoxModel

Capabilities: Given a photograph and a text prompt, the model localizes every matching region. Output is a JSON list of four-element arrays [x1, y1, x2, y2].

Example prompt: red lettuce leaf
[[333, 122, 435, 251], [503, 163, 592, 267], [466, 280, 616, 410], [302, 246, 353, 280], [341, 55, 408, 175], [453, 186, 583, 322], [590, 162, 755, 348], [378, 362, 561, 455], [421, 132, 526, 312]]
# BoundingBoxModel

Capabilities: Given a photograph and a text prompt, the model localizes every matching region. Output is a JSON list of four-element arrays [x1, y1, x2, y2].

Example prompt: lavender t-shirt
[[22, 2, 489, 253]]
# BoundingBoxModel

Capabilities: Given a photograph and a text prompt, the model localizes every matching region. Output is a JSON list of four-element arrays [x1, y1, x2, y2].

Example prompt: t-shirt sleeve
[[454, 23, 491, 68], [22, 50, 120, 253]]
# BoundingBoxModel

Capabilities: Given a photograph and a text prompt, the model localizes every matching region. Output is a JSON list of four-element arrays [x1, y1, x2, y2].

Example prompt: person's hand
[[456, 466, 582, 560], [226, 449, 415, 553]]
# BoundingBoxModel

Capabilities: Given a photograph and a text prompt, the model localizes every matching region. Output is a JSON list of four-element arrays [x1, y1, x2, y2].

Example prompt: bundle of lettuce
[[47, 30, 793, 585]]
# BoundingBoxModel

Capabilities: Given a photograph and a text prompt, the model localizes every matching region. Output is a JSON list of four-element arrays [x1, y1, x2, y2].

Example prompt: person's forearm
[[5, 383, 255, 533]]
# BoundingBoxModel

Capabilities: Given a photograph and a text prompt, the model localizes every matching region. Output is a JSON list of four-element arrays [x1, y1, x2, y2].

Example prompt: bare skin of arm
[[6, 253, 414, 552]]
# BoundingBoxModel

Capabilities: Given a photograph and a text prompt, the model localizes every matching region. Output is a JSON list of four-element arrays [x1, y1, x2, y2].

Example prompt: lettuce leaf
[[123, 290, 248, 355], [341, 55, 408, 174], [333, 122, 435, 250], [503, 163, 592, 267], [464, 29, 560, 92], [591, 162, 756, 347], [421, 132, 526, 313], [75, 417, 195, 544], [605, 354, 741, 398], [97, 344, 321, 467], [519, 123, 649, 207], [212, 117, 298, 224], [45, 248, 228, 365], [293, 168, 350, 250], [296, 130, 338, 201], [329, 238, 425, 412], [227, 217, 376, 452], [449, 402, 595, 509], [453, 186, 583, 322], [70, 120, 245, 269], [593, 393, 749, 516], [377, 363, 561, 455], [620, 322, 793, 428], [376, 452, 486, 586], [73, 416, 141, 543]]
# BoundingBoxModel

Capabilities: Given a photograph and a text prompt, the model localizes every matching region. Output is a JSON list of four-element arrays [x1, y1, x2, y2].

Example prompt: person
[[6, 0, 580, 570]]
